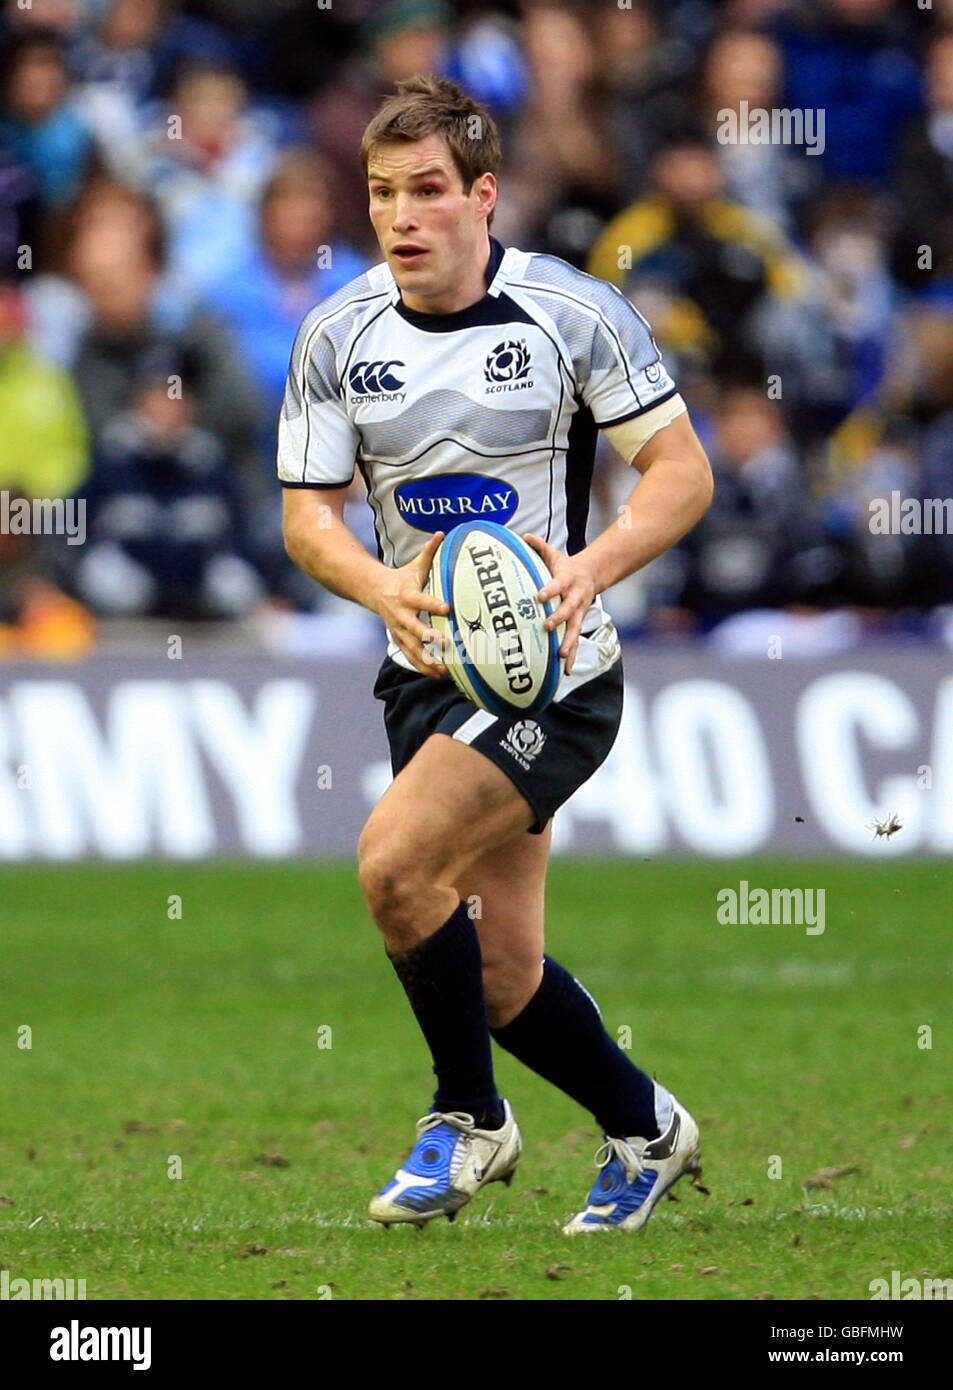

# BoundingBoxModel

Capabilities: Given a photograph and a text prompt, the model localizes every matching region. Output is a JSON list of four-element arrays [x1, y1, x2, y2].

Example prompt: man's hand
[[523, 533, 599, 676], [372, 530, 451, 678]]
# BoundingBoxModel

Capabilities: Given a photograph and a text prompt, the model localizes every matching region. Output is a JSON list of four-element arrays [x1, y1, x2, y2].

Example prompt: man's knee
[[359, 827, 413, 923], [357, 817, 448, 943]]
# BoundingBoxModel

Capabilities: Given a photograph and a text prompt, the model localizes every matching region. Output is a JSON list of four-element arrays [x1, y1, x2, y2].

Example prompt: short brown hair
[[360, 74, 501, 203]]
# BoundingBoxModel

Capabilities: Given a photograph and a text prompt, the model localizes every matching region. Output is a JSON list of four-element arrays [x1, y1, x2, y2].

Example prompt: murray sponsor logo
[[50, 1320, 151, 1370], [465, 542, 533, 697], [395, 475, 518, 534]]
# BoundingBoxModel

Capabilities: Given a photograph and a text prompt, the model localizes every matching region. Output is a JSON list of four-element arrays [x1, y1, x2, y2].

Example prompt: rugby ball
[[429, 521, 566, 717]]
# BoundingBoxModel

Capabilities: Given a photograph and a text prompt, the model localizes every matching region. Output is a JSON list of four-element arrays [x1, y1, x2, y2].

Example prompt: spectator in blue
[[442, 2, 528, 118], [204, 148, 368, 460], [0, 31, 94, 209], [203, 149, 368, 606], [64, 0, 239, 192], [804, 186, 898, 414], [68, 0, 236, 108], [774, 0, 922, 188], [140, 59, 282, 293]]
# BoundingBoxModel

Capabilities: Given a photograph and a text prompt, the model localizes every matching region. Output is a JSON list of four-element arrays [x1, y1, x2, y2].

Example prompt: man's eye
[[420, 186, 439, 196]]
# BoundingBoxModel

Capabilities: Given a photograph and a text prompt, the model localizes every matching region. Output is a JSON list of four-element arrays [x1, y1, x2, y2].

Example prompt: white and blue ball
[[429, 521, 566, 718]]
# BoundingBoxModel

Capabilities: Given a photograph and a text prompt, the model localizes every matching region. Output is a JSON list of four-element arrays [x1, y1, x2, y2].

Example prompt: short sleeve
[[576, 281, 678, 429], [276, 305, 360, 488]]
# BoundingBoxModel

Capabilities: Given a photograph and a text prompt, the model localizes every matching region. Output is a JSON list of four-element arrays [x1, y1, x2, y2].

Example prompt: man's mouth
[[391, 244, 428, 266]]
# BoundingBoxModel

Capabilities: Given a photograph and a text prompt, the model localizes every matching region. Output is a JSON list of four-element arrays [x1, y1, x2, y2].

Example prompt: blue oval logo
[[394, 473, 519, 534]]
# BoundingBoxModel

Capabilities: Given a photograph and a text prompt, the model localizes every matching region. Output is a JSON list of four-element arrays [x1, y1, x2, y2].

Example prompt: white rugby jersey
[[278, 238, 681, 675]]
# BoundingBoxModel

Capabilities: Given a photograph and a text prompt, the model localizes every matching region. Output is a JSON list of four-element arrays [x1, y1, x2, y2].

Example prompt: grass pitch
[[2, 858, 951, 1301]]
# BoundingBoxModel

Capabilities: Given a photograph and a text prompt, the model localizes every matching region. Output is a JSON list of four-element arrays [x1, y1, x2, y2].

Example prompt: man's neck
[[400, 236, 495, 315]]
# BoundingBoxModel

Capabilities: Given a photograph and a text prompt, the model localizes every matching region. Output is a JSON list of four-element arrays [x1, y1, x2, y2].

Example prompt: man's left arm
[[525, 410, 713, 672]]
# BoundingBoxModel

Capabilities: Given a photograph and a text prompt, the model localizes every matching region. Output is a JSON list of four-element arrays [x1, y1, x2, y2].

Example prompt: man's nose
[[392, 193, 418, 231]]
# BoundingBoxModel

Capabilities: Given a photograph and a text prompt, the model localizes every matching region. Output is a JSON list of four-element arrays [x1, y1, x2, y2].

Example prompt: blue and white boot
[[563, 1093, 703, 1234], [369, 1100, 521, 1228]]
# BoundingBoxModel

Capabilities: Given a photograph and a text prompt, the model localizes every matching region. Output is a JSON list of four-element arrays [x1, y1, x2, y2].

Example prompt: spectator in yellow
[[0, 274, 94, 657], [0, 274, 88, 499], [587, 134, 811, 378]]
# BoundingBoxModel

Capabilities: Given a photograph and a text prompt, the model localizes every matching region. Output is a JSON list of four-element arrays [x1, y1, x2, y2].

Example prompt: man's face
[[653, 145, 722, 210], [263, 190, 331, 272], [367, 134, 496, 313], [72, 229, 154, 333]]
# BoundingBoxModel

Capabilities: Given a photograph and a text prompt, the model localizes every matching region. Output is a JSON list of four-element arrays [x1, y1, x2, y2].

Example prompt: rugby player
[[279, 76, 714, 1233]]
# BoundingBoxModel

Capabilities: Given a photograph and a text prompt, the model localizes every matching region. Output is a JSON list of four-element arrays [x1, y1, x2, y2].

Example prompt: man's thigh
[[373, 652, 624, 838], [360, 731, 536, 888]]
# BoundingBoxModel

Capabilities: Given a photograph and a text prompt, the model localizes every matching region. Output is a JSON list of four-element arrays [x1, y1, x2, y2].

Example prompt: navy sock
[[491, 955, 662, 1139], [387, 902, 504, 1131]]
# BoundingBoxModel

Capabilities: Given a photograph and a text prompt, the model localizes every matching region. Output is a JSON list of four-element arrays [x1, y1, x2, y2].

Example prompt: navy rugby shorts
[[373, 651, 624, 834]]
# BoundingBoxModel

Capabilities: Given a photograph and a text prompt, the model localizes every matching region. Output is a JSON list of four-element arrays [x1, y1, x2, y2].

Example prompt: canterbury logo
[[348, 360, 406, 395]]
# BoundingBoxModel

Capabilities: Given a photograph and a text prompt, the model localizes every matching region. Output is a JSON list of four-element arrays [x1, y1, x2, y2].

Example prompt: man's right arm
[[282, 485, 385, 610], [281, 486, 450, 676], [278, 306, 449, 675]]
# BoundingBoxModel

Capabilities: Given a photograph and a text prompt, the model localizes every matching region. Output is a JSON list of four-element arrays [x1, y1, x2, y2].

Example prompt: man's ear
[[475, 172, 498, 222]]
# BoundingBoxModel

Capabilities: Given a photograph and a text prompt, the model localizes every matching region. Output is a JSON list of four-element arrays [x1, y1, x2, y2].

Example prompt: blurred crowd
[[3, 0, 953, 657]]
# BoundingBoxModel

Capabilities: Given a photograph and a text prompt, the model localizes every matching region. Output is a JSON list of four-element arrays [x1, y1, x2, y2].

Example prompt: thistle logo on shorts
[[645, 361, 661, 384], [395, 474, 519, 533], [501, 719, 546, 770], [484, 340, 533, 393], [348, 360, 407, 401]]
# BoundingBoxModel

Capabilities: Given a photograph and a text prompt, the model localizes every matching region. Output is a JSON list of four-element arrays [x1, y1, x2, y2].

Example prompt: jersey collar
[[391, 236, 508, 333]]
